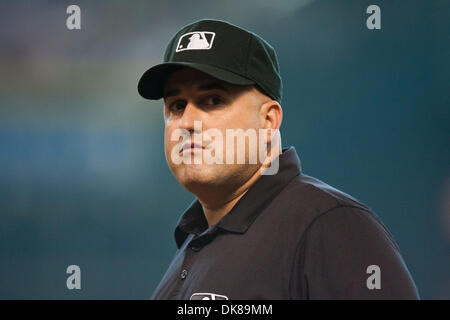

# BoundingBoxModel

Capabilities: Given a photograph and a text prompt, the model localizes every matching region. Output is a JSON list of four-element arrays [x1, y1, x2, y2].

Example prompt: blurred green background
[[0, 0, 449, 299]]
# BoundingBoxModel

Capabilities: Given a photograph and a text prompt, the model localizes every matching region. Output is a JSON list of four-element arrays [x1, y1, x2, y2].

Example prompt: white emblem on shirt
[[190, 292, 229, 300]]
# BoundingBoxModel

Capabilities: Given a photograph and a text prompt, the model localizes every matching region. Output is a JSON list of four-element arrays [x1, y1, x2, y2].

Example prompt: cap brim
[[137, 62, 255, 100]]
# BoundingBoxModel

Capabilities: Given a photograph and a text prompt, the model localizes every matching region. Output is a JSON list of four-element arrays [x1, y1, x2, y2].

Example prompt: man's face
[[163, 67, 269, 195]]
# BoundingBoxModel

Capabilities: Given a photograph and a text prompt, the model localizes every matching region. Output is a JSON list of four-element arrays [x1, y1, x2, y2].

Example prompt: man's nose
[[178, 102, 202, 131]]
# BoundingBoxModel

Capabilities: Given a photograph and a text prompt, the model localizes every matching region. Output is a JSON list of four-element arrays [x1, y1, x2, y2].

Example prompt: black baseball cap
[[138, 19, 282, 103]]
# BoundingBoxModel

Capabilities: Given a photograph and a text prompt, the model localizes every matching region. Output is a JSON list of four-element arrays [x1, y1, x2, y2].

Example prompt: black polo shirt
[[151, 146, 419, 300]]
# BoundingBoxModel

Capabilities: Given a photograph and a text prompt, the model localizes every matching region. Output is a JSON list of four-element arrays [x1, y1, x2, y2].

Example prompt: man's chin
[[173, 165, 218, 189], [180, 177, 221, 196]]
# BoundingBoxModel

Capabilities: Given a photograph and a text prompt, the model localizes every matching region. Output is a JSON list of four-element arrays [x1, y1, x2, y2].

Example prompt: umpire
[[137, 19, 419, 300]]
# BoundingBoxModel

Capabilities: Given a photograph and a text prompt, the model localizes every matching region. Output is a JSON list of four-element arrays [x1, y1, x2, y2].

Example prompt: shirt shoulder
[[260, 172, 398, 261], [270, 173, 380, 232], [274, 175, 420, 299], [290, 205, 419, 299]]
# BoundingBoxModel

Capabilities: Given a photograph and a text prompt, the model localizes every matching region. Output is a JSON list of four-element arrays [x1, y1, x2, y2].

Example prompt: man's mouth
[[180, 142, 205, 153]]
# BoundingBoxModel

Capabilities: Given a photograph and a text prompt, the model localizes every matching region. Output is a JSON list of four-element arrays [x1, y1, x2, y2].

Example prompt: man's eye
[[169, 100, 186, 111], [203, 96, 223, 106]]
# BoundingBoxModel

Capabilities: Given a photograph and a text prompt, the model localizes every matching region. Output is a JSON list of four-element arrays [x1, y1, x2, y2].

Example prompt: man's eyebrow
[[163, 82, 230, 99], [163, 88, 180, 99], [197, 82, 230, 93]]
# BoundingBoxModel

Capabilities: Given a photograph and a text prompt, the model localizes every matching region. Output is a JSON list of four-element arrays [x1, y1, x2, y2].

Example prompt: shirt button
[[180, 269, 188, 280]]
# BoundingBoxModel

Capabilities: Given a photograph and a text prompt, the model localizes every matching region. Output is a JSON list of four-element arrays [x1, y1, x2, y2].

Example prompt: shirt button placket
[[180, 268, 188, 280]]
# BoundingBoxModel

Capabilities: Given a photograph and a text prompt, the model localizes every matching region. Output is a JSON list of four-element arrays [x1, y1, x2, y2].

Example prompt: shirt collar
[[174, 146, 302, 248]]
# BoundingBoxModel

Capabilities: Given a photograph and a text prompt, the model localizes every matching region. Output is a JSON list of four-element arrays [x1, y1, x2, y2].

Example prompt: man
[[138, 19, 419, 299]]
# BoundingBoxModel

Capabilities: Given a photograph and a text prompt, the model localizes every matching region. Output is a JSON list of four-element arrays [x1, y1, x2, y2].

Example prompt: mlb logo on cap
[[176, 31, 216, 52]]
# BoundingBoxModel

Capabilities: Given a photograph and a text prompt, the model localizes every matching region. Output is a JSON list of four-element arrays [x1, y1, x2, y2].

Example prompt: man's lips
[[180, 142, 206, 153]]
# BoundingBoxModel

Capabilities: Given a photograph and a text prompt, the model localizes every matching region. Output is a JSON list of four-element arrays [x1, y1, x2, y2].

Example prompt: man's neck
[[197, 166, 263, 227], [195, 144, 282, 227]]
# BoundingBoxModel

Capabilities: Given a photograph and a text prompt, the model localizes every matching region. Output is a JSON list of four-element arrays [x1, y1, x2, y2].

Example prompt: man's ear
[[259, 99, 282, 145], [260, 99, 283, 131]]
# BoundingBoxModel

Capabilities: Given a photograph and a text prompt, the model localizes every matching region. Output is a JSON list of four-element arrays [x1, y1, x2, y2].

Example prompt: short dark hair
[[253, 84, 273, 100]]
